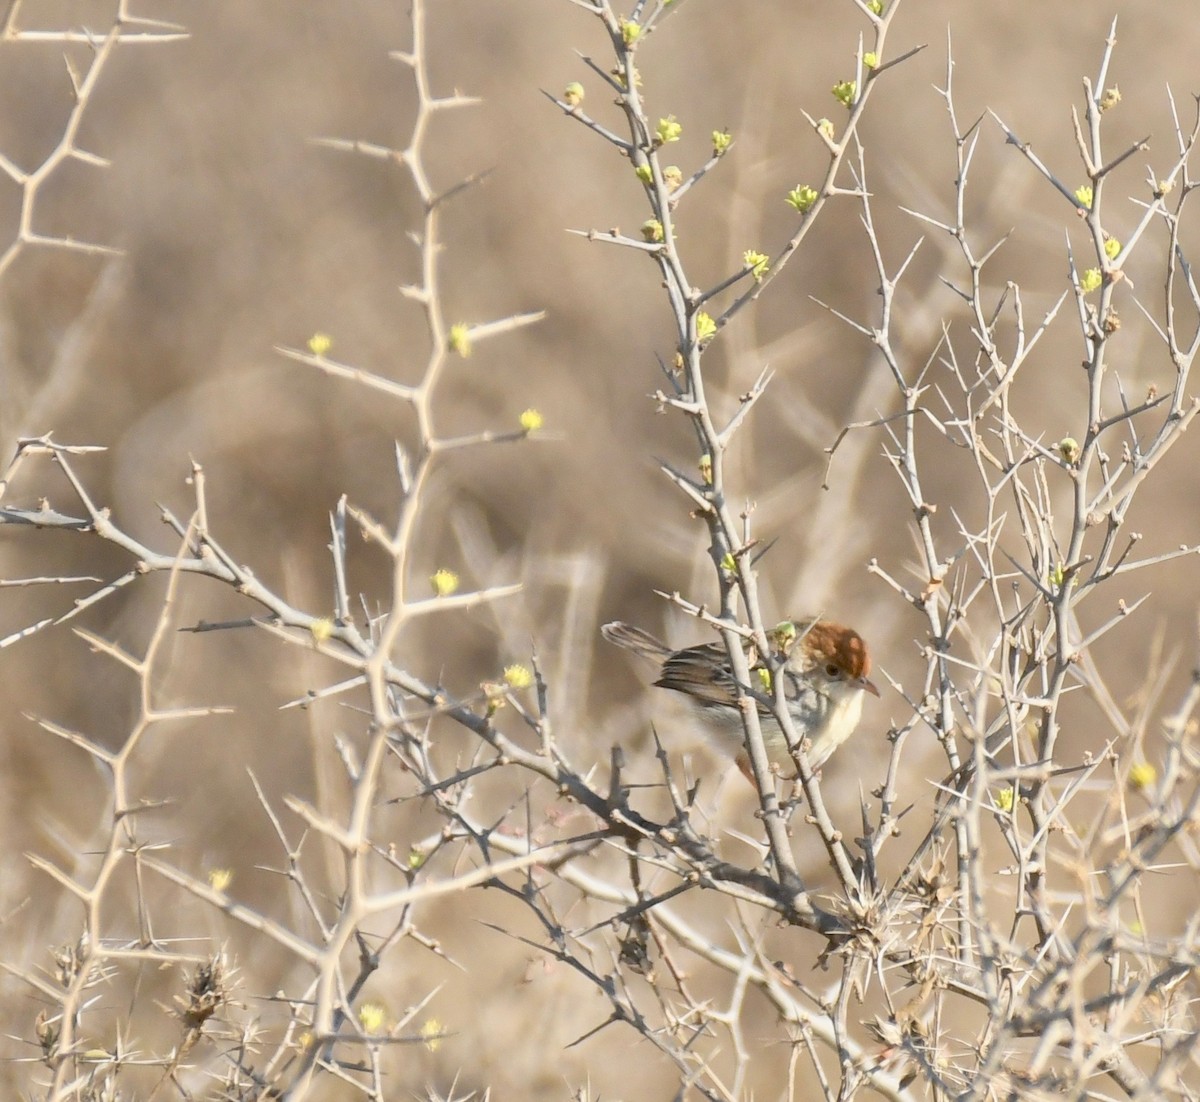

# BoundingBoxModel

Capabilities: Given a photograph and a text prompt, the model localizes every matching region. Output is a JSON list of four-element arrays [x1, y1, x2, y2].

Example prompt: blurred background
[[1, 1, 1197, 1096]]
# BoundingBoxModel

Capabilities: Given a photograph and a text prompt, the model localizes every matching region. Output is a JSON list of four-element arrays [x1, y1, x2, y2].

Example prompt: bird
[[601, 617, 878, 782]]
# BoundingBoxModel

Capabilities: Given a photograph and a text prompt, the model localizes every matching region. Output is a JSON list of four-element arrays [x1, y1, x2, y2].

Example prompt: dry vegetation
[[0, 1, 1198, 1099]]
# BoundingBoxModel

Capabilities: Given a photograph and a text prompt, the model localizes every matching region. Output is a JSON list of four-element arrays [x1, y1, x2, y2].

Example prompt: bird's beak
[[859, 676, 880, 698]]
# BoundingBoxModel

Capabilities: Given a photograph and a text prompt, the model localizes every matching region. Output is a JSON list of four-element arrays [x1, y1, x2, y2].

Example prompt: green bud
[[448, 323, 472, 357], [771, 620, 797, 650], [655, 115, 682, 145], [743, 250, 770, 282], [786, 185, 819, 214]]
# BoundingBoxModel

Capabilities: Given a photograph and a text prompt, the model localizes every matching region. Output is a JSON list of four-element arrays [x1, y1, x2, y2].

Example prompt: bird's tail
[[600, 621, 671, 660]]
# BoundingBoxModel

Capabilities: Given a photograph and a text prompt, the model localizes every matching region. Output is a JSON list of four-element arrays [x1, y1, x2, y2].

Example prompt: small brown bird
[[602, 617, 878, 780]]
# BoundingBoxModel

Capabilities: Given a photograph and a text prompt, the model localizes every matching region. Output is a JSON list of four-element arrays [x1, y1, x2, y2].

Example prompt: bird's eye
[[825, 662, 841, 679]]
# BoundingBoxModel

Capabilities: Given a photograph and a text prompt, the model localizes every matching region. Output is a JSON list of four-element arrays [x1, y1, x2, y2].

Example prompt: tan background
[[1, 1, 1196, 1097]]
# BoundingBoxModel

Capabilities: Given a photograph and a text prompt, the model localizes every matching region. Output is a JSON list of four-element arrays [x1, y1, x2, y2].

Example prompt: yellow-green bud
[[694, 311, 717, 343], [431, 568, 459, 597], [771, 620, 797, 649], [698, 453, 713, 484], [711, 129, 732, 156], [832, 80, 856, 107], [743, 250, 770, 282], [863, 52, 879, 69], [519, 408, 544, 432], [420, 1019, 442, 1052], [816, 117, 835, 141], [563, 81, 585, 108], [867, 0, 884, 12], [619, 19, 641, 45], [448, 323, 472, 357], [207, 868, 233, 893], [310, 617, 334, 643], [1099, 85, 1121, 111], [358, 1002, 387, 1033], [1074, 184, 1093, 209], [641, 218, 664, 243], [720, 552, 736, 572], [1104, 236, 1121, 260], [995, 787, 1014, 813], [1128, 761, 1156, 791], [786, 185, 819, 214], [755, 667, 773, 693], [655, 115, 682, 145], [307, 332, 332, 357], [1057, 437, 1080, 464], [1079, 268, 1102, 294], [634, 163, 653, 184], [662, 165, 683, 190]]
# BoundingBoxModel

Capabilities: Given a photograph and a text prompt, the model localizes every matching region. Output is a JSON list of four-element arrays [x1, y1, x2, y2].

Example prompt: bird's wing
[[654, 642, 742, 708]]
